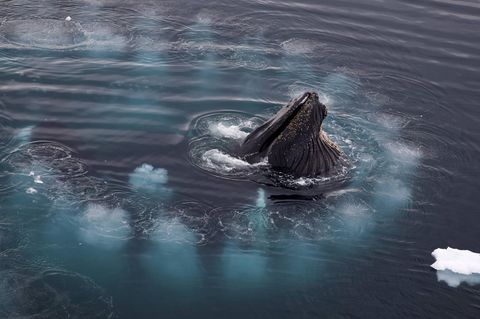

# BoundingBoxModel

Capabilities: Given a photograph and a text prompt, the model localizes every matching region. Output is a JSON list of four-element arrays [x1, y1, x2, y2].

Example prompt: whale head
[[240, 92, 342, 177]]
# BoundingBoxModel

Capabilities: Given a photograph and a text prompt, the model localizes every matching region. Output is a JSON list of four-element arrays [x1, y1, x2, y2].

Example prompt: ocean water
[[0, 0, 479, 318]]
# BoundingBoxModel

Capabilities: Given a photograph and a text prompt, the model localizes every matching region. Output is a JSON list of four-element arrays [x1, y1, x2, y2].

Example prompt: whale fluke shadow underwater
[[238, 92, 344, 178]]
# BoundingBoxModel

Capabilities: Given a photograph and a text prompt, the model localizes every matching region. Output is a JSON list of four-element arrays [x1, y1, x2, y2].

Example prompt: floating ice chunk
[[436, 270, 480, 288], [28, 171, 35, 177], [65, 16, 72, 22], [129, 164, 168, 192], [431, 247, 480, 275], [26, 187, 37, 194]]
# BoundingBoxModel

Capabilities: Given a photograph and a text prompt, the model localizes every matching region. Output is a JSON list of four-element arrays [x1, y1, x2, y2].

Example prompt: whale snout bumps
[[239, 92, 343, 178]]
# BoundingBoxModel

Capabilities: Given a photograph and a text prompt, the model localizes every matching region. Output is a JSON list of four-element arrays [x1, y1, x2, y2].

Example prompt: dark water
[[1, 0, 479, 318]]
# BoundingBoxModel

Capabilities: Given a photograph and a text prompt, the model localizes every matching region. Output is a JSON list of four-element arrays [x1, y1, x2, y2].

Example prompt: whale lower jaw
[[267, 133, 342, 178]]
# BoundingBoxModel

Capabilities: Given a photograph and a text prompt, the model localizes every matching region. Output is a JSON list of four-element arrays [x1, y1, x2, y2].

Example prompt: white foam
[[195, 11, 213, 25], [151, 217, 197, 243], [384, 142, 421, 163], [1, 20, 87, 49], [325, 188, 361, 198], [281, 38, 315, 54], [129, 164, 168, 192], [375, 114, 407, 130], [26, 187, 37, 194], [338, 202, 370, 216], [209, 122, 252, 140], [201, 149, 253, 172], [33, 175, 43, 184], [431, 247, 480, 275], [376, 178, 411, 202], [82, 22, 126, 51]]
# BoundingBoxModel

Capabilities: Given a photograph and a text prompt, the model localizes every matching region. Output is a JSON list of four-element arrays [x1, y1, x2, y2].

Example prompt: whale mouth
[[258, 93, 311, 152], [239, 92, 327, 174]]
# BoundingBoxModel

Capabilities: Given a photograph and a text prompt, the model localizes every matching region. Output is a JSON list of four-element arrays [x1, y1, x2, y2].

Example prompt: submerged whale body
[[239, 92, 343, 178]]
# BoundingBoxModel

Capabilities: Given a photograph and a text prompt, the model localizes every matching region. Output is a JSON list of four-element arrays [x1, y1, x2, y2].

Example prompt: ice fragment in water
[[65, 16, 72, 21], [431, 247, 480, 275]]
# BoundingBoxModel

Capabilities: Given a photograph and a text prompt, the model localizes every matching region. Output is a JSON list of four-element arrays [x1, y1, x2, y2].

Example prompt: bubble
[[281, 38, 316, 55], [383, 141, 422, 164], [0, 19, 87, 49], [129, 163, 169, 192], [0, 261, 114, 319], [77, 203, 131, 248]]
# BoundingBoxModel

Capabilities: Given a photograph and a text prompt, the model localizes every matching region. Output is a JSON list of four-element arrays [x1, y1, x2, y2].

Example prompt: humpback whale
[[239, 92, 343, 178]]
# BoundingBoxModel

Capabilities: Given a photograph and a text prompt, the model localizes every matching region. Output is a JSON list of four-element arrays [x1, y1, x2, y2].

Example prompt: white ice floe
[[65, 16, 72, 21], [431, 247, 480, 275], [129, 163, 168, 192]]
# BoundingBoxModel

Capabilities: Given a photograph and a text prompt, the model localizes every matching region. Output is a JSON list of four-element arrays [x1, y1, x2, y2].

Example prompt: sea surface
[[0, 0, 479, 318]]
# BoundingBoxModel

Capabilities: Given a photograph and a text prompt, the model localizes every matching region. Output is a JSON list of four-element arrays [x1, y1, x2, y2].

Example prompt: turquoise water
[[1, 0, 479, 318]]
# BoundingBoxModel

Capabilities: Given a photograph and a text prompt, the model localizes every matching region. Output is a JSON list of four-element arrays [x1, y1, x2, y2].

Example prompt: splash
[[209, 121, 255, 140], [202, 149, 259, 172], [188, 112, 267, 178]]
